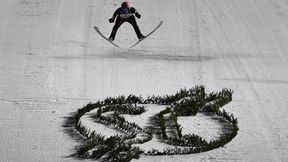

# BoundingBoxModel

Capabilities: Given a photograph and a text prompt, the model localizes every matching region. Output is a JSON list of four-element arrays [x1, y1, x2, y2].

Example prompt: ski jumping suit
[[109, 6, 144, 40]]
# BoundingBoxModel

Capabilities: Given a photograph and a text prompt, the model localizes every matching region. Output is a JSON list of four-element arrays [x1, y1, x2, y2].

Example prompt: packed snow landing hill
[[0, 0, 288, 162]]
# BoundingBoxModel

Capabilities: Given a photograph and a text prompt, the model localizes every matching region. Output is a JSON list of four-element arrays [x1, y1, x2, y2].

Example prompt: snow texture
[[1, 0, 288, 161]]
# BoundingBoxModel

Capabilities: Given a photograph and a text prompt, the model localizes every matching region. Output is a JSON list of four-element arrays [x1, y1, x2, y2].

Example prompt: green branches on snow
[[66, 85, 238, 161]]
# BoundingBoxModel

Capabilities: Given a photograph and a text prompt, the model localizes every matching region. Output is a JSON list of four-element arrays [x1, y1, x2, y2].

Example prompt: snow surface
[[177, 113, 229, 142], [1, 0, 288, 161]]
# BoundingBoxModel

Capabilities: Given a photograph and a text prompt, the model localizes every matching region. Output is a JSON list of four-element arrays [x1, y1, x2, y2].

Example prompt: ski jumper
[[109, 2, 144, 40]]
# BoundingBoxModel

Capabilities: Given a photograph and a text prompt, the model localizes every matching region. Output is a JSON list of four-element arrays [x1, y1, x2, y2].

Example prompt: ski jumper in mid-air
[[108, 1, 145, 41]]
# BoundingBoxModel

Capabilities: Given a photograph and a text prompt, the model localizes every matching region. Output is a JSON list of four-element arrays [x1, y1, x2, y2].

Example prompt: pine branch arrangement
[[65, 85, 238, 161]]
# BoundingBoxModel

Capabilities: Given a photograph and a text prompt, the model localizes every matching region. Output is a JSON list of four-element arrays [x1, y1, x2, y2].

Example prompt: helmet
[[121, 1, 129, 8]]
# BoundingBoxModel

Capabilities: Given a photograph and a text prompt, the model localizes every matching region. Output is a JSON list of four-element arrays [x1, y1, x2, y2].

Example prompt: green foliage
[[126, 94, 143, 104], [101, 104, 145, 115], [174, 98, 201, 116], [158, 115, 167, 139], [157, 107, 171, 139], [170, 113, 177, 123], [68, 85, 238, 161], [203, 88, 233, 113], [105, 145, 143, 162], [77, 138, 98, 156], [166, 134, 207, 147], [96, 107, 102, 118], [175, 124, 183, 139]]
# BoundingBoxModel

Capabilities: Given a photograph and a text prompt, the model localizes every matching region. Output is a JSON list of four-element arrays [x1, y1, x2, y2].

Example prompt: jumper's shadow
[[54, 51, 216, 62], [93, 51, 216, 62]]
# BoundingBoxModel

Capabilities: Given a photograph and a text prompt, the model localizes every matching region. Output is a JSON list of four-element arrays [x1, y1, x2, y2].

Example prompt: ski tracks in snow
[[198, 0, 288, 161], [1, 0, 288, 162]]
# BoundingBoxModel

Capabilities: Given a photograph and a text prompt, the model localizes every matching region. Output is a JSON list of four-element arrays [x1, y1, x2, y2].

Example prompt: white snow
[[1, 0, 288, 162], [177, 113, 226, 142]]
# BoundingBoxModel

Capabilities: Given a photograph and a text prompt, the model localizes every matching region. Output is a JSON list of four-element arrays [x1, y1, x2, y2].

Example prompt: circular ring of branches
[[65, 85, 238, 162]]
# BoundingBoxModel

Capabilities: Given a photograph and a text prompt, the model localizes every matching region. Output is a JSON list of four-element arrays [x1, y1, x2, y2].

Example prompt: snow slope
[[1, 0, 288, 161]]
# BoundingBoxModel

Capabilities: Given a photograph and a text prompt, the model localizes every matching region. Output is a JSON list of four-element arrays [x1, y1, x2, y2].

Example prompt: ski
[[130, 21, 163, 48], [94, 26, 120, 48]]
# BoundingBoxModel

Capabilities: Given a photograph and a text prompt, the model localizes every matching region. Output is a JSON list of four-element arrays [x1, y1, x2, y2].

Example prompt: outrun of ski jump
[[1, 0, 288, 162]]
